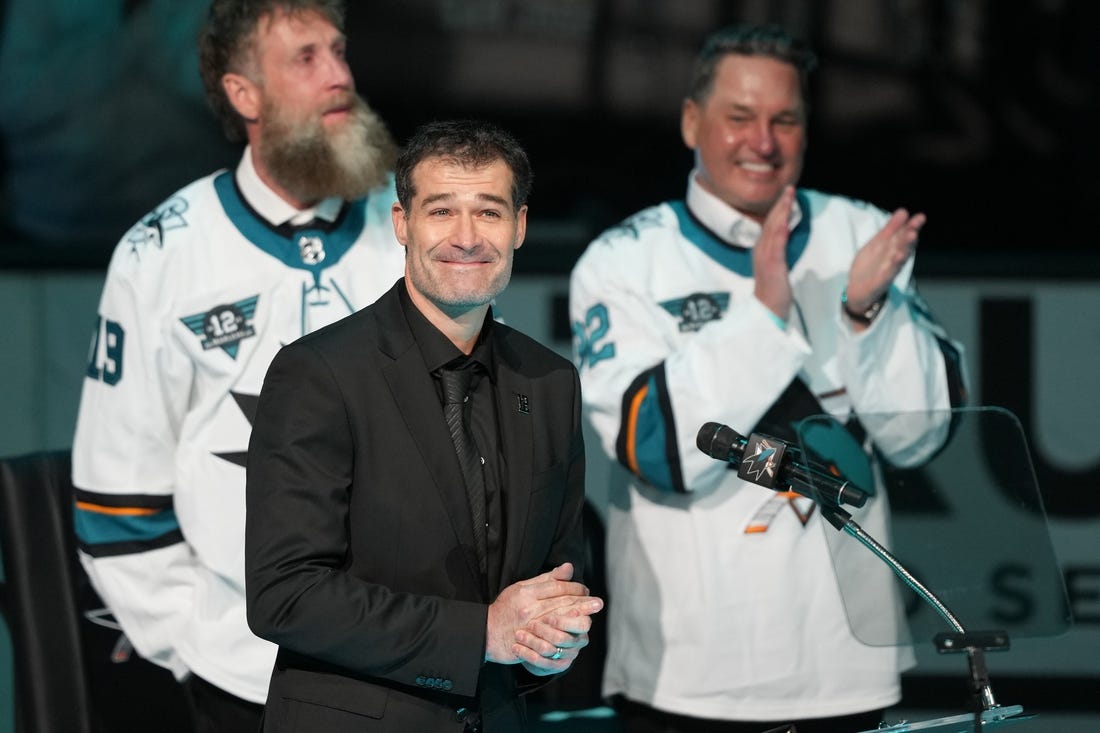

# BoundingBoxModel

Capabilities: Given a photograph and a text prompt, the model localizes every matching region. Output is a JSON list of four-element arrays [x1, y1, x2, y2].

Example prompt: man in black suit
[[245, 119, 604, 732]]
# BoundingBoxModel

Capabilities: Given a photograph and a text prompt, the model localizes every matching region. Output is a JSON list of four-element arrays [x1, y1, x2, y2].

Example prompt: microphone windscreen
[[696, 422, 722, 457], [696, 422, 742, 460]]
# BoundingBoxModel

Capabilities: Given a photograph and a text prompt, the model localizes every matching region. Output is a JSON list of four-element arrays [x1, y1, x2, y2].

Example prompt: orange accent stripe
[[624, 383, 649, 476], [75, 501, 160, 517], [745, 525, 767, 534]]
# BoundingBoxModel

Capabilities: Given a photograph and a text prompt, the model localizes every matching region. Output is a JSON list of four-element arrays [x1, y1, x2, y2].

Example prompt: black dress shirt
[[397, 281, 505, 596]]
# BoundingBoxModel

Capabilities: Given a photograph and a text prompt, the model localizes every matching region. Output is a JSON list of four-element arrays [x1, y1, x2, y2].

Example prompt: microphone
[[696, 422, 869, 508]]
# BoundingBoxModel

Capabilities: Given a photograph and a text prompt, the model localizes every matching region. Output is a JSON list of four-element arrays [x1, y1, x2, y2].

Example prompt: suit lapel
[[374, 288, 483, 585], [493, 334, 534, 598]]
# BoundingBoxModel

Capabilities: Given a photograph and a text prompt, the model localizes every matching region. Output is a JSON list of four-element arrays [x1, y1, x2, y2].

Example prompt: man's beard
[[259, 94, 397, 204]]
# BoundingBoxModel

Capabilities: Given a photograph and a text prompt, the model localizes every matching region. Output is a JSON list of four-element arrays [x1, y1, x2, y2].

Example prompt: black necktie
[[440, 366, 488, 575]]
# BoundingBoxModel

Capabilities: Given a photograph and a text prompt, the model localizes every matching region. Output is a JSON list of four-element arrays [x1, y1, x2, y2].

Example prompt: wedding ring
[[550, 647, 564, 660]]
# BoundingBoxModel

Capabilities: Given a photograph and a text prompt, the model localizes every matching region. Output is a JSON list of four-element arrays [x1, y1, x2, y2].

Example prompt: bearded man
[[70, 2, 406, 730]]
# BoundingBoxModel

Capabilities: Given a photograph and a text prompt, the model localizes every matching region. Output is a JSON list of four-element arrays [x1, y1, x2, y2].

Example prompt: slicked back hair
[[395, 120, 533, 213], [198, 0, 346, 142], [687, 23, 818, 108]]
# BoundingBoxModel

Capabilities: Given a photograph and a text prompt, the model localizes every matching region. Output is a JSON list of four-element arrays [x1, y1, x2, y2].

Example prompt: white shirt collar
[[684, 169, 803, 247], [235, 145, 344, 226]]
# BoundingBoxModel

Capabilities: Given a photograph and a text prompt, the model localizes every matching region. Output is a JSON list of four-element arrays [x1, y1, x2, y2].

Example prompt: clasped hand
[[485, 562, 604, 675]]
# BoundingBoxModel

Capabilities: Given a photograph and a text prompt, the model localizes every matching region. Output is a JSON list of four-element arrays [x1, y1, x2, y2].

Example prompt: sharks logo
[[126, 196, 190, 260], [597, 209, 664, 243], [180, 295, 259, 359], [737, 433, 787, 490], [741, 439, 778, 482], [659, 292, 730, 332], [739, 435, 811, 532]]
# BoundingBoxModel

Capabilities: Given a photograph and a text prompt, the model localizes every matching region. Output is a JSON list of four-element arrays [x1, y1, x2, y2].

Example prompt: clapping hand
[[844, 207, 926, 330]]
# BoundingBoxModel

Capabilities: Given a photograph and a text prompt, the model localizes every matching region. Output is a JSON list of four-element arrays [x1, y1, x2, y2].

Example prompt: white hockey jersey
[[72, 160, 406, 703], [570, 180, 968, 721]]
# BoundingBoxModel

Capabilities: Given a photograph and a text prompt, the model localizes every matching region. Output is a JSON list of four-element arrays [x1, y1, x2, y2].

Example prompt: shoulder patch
[[125, 196, 191, 261], [180, 295, 259, 359], [596, 207, 665, 244], [658, 291, 730, 332]]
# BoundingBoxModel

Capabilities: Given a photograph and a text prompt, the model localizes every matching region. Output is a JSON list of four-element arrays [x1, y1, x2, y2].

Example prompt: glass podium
[[789, 407, 1071, 732]]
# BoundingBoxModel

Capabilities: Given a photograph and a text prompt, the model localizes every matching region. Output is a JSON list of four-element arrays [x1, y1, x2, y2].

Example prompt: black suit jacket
[[245, 281, 586, 732]]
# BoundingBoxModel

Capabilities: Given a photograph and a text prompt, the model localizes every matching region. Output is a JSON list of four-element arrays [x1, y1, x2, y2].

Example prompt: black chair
[[0, 451, 190, 732]]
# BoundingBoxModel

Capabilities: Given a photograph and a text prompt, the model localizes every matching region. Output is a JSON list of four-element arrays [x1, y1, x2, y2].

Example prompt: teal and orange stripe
[[622, 382, 649, 477], [616, 365, 685, 493], [74, 500, 161, 517], [73, 491, 183, 557]]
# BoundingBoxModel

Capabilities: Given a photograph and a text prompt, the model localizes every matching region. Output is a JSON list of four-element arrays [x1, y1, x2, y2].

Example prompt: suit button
[[454, 707, 469, 723], [416, 676, 426, 686], [443, 679, 453, 691]]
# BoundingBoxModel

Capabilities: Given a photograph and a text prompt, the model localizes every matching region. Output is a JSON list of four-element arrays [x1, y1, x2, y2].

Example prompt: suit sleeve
[[510, 364, 588, 696], [559, 366, 588, 578], [71, 241, 197, 679], [245, 340, 488, 696], [535, 365, 587, 579]]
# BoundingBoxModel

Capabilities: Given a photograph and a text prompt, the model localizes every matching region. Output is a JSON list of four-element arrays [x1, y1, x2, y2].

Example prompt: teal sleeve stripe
[[73, 504, 182, 548], [616, 367, 685, 493], [633, 376, 675, 491]]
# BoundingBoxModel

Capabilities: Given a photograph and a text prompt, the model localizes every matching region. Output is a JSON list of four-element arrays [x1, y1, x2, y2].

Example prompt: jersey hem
[[177, 644, 274, 704]]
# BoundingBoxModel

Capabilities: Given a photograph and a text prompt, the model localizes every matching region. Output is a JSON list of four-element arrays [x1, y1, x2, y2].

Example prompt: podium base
[[858, 705, 1033, 732]]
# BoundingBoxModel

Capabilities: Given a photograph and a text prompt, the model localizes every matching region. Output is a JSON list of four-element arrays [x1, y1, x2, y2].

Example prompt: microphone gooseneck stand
[[695, 422, 1032, 730], [817, 503, 1025, 733]]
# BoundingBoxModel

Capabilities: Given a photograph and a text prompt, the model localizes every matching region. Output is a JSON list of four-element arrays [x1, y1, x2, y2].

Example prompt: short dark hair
[[395, 120, 533, 212], [198, 0, 346, 142], [687, 23, 818, 107]]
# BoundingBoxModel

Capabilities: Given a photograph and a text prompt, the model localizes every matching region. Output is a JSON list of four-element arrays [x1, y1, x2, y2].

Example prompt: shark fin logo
[[737, 434, 786, 489], [212, 391, 260, 468], [126, 196, 190, 260], [597, 209, 664, 243]]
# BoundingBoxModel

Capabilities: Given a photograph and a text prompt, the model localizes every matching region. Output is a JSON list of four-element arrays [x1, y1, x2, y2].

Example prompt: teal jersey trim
[[670, 192, 812, 276], [617, 366, 684, 493], [632, 375, 676, 491], [213, 171, 366, 271], [74, 503, 182, 547]]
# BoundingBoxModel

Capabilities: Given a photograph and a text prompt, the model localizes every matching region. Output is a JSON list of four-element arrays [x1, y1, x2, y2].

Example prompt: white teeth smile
[[739, 162, 774, 173]]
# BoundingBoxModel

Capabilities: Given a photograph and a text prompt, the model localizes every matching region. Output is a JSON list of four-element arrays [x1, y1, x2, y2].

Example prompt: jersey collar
[[684, 170, 804, 248], [236, 145, 343, 227]]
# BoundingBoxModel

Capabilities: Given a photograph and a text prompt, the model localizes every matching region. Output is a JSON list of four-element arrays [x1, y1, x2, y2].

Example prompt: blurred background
[[1, 1, 1099, 731], [2, 0, 1098, 263]]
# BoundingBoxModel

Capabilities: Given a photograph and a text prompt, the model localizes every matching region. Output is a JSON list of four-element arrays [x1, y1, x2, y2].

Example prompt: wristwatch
[[841, 288, 886, 326]]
